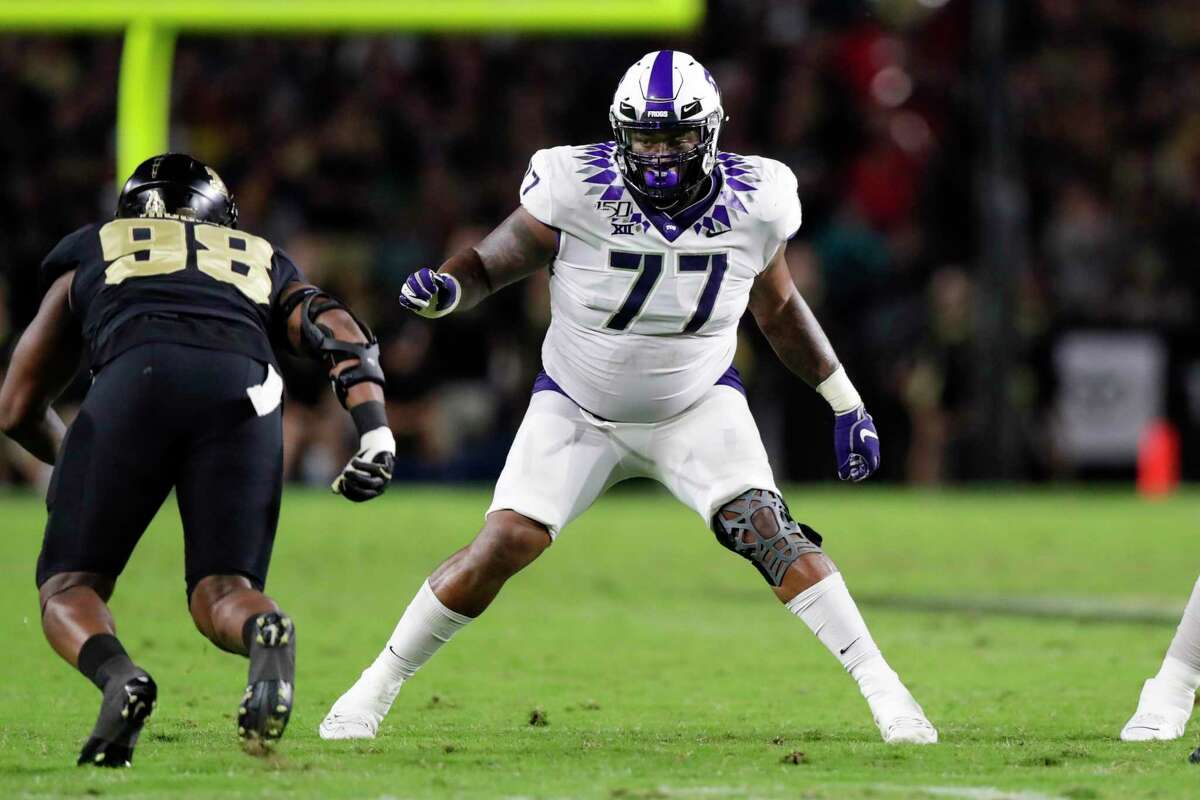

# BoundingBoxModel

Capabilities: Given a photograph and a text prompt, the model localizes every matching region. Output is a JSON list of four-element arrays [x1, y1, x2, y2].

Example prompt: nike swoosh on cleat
[[859, 429, 878, 443]]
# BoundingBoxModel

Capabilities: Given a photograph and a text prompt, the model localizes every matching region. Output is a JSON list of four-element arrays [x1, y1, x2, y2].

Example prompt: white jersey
[[520, 142, 802, 423]]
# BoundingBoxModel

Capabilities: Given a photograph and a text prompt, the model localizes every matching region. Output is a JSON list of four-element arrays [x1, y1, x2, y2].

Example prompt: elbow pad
[[298, 292, 386, 408]]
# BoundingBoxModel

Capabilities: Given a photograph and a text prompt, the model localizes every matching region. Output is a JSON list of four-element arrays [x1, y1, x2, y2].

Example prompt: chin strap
[[298, 292, 386, 408]]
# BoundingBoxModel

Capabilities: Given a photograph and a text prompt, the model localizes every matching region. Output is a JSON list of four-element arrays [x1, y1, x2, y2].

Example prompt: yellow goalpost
[[0, 0, 703, 181]]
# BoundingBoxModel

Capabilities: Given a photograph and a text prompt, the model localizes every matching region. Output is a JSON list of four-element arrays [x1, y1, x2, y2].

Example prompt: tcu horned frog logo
[[596, 200, 640, 235]]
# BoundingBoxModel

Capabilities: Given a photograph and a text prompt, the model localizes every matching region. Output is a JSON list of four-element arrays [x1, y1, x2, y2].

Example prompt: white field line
[[873, 785, 1069, 800], [857, 593, 1182, 625], [509, 788, 771, 800], [504, 785, 1071, 800]]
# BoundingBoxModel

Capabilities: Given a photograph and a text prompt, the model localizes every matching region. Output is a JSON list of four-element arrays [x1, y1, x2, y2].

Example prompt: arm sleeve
[[760, 161, 803, 267], [518, 148, 558, 228], [39, 224, 96, 295]]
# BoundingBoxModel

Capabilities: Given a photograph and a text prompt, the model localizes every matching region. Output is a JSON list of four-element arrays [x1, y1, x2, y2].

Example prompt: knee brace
[[711, 489, 824, 587]]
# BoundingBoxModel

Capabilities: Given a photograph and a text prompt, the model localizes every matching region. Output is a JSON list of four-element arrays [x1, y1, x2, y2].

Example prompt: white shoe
[[880, 714, 939, 744], [871, 687, 938, 744], [1120, 678, 1193, 742], [319, 709, 381, 740], [318, 671, 400, 741]]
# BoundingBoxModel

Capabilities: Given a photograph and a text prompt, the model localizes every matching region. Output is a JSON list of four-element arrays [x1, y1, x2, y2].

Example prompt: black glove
[[332, 428, 395, 503]]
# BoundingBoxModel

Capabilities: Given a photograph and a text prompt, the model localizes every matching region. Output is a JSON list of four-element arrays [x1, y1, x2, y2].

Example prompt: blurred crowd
[[3, 0, 1200, 487]]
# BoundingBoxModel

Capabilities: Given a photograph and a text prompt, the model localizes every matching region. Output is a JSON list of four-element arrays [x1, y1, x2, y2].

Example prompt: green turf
[[0, 484, 1197, 798]]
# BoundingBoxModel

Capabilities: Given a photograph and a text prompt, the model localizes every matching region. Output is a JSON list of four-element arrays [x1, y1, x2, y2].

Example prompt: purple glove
[[834, 406, 880, 481], [398, 268, 460, 318]]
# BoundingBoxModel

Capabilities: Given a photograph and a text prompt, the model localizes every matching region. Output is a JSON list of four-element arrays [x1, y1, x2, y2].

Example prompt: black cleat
[[238, 612, 295, 746], [1189, 746, 1200, 764], [78, 673, 157, 767]]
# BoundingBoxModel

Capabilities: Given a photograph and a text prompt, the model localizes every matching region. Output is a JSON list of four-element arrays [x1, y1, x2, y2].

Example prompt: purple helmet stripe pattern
[[646, 50, 675, 100], [644, 50, 677, 117]]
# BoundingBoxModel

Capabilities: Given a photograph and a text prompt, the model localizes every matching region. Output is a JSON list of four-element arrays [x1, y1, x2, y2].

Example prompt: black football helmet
[[116, 153, 239, 228]]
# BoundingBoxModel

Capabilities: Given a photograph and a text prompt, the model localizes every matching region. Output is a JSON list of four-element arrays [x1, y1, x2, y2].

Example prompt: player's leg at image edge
[[189, 575, 297, 746], [1121, 575, 1200, 742], [712, 489, 937, 744], [320, 511, 546, 740]]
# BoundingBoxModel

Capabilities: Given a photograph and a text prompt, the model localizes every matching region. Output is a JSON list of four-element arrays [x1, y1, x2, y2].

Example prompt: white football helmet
[[609, 50, 725, 206]]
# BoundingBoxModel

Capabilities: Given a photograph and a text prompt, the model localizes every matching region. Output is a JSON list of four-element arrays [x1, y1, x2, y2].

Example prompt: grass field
[[0, 484, 1197, 799]]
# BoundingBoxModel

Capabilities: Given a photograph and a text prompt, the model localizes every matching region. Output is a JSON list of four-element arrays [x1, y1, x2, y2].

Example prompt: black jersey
[[40, 218, 305, 368]]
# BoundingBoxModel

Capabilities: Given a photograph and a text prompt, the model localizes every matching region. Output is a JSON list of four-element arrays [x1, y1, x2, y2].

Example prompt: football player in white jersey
[[320, 50, 937, 745]]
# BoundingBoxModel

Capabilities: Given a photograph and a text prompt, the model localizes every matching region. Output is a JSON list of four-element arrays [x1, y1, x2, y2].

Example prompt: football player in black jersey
[[0, 153, 395, 766]]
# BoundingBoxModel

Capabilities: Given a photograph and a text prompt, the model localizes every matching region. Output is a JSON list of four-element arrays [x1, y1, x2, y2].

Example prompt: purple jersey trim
[[532, 364, 746, 405], [628, 170, 724, 243], [714, 364, 745, 394], [532, 370, 566, 396]]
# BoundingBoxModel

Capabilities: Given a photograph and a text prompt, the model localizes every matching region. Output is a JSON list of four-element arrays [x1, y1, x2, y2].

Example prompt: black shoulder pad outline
[[298, 292, 386, 407]]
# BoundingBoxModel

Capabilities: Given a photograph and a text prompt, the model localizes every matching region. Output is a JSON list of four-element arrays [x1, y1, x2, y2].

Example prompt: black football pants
[[36, 341, 283, 599]]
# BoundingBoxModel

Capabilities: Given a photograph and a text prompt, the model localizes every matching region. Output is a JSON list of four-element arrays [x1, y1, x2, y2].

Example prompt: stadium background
[[3, 3, 1200, 797], [1, 0, 1198, 489]]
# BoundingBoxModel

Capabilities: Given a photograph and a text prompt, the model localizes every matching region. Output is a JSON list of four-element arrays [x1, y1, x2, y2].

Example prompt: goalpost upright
[[0, 0, 703, 182]]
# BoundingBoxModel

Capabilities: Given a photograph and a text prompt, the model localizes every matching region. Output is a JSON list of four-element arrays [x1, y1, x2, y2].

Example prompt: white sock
[[355, 580, 473, 711], [786, 572, 904, 707], [1152, 657, 1200, 709], [1164, 577, 1200, 684]]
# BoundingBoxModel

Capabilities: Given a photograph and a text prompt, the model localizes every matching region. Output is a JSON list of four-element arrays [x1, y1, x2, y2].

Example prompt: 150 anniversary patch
[[596, 200, 642, 235]]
